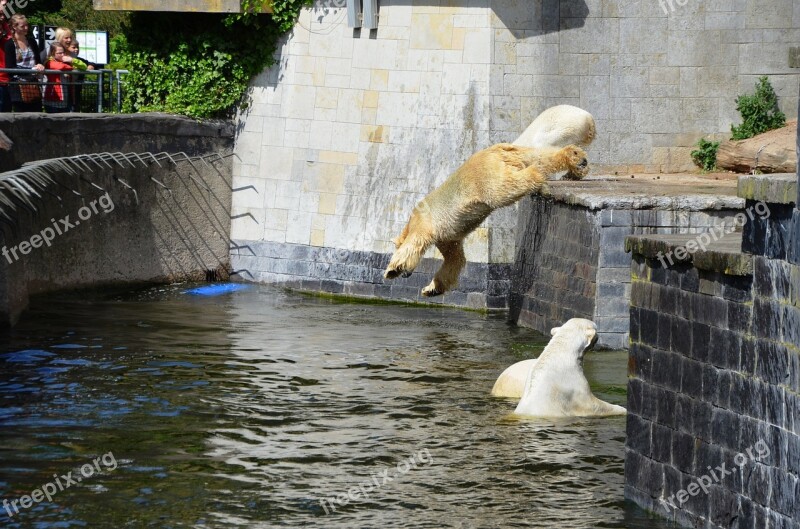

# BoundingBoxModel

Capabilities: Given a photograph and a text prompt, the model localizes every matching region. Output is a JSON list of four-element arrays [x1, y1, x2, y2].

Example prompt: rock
[[716, 120, 797, 174]]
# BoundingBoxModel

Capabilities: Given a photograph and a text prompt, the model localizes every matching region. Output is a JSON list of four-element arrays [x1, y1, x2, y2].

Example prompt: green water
[[0, 284, 676, 528]]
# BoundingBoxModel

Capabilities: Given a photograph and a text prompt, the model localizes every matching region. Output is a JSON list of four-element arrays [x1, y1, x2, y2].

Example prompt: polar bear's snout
[[578, 158, 588, 169]]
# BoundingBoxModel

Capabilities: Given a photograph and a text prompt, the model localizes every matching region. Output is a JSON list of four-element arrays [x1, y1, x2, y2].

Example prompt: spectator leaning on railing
[[43, 43, 71, 113], [0, 0, 13, 112], [66, 41, 96, 112], [4, 13, 43, 112]]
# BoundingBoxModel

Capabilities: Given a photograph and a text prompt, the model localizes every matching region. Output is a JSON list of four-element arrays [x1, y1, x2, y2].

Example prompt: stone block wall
[[510, 191, 741, 349], [232, 0, 800, 305], [625, 239, 800, 528]]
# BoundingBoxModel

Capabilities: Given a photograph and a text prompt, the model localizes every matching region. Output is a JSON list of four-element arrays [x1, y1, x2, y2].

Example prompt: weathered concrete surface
[[738, 173, 798, 205], [625, 233, 753, 276], [0, 113, 233, 172], [626, 243, 800, 529], [0, 114, 234, 327], [545, 173, 743, 210]]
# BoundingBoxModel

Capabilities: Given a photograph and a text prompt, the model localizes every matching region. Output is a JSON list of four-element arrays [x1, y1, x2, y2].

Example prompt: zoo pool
[[0, 284, 676, 528]]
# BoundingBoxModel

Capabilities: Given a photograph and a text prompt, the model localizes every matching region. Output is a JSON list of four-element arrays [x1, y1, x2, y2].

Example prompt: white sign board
[[75, 30, 109, 66]]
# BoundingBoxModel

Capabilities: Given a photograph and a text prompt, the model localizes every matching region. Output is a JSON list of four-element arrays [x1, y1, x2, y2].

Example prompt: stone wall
[[624, 237, 799, 528], [509, 179, 742, 349], [232, 0, 800, 304], [0, 114, 234, 326]]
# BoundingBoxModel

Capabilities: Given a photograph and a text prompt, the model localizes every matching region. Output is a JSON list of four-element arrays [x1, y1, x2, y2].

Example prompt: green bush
[[731, 76, 786, 140], [117, 0, 311, 119], [691, 138, 720, 172]]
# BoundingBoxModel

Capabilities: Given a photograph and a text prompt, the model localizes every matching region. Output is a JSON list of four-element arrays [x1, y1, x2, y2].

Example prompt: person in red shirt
[[0, 0, 13, 112], [43, 43, 72, 113]]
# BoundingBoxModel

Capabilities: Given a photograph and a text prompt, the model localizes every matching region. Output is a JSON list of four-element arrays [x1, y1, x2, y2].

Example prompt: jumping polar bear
[[512, 318, 626, 418], [383, 144, 589, 296]]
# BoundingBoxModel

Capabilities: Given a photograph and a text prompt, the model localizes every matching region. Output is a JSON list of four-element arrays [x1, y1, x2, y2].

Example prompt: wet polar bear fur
[[514, 105, 596, 149], [491, 320, 593, 398], [383, 143, 589, 297], [491, 358, 537, 398], [513, 318, 626, 418]]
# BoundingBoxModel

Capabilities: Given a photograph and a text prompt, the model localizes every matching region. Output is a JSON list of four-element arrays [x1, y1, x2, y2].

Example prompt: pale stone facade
[[231, 0, 800, 305]]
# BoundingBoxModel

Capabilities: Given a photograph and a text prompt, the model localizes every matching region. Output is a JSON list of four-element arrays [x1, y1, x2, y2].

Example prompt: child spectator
[[67, 41, 94, 71], [43, 27, 74, 64], [43, 43, 71, 113], [66, 41, 95, 112]]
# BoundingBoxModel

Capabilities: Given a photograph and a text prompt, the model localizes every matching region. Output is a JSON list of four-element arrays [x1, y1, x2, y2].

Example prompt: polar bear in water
[[499, 318, 626, 417]]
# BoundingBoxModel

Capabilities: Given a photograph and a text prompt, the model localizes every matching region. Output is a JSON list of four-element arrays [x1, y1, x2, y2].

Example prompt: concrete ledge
[[625, 233, 753, 276], [737, 173, 797, 205], [0, 113, 234, 172], [545, 174, 743, 211]]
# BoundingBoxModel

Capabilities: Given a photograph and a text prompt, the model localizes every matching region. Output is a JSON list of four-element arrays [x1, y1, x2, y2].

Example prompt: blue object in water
[[185, 283, 251, 296]]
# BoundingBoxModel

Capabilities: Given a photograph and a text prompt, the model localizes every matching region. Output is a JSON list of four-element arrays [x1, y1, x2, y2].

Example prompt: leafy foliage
[[691, 138, 720, 172], [731, 76, 786, 140], [115, 0, 311, 119]]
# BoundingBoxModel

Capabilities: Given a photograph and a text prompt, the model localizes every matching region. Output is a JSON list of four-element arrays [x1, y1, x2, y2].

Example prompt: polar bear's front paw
[[563, 171, 584, 181], [384, 267, 413, 279]]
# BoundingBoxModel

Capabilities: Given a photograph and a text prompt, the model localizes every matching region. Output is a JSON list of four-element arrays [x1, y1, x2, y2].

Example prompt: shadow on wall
[[492, 0, 589, 39]]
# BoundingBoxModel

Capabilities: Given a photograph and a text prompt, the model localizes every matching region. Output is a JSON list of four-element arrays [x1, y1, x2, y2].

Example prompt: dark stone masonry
[[231, 240, 511, 310], [510, 178, 742, 349], [624, 172, 800, 527]]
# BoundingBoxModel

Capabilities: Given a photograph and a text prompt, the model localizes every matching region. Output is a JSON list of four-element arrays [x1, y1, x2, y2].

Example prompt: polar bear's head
[[548, 318, 597, 362], [559, 145, 589, 180]]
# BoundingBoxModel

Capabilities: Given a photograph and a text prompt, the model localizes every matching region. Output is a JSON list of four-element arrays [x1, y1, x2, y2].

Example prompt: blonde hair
[[55, 27, 73, 48], [9, 13, 27, 31]]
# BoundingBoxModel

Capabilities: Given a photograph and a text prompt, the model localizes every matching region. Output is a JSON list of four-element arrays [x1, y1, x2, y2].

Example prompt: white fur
[[513, 318, 626, 418], [513, 105, 596, 149], [490, 325, 565, 398], [491, 358, 537, 398]]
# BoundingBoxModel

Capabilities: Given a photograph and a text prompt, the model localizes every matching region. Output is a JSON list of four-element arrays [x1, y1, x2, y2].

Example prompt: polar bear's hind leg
[[422, 240, 466, 297]]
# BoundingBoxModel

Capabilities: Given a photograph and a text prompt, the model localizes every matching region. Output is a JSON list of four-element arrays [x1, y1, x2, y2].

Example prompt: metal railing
[[1, 68, 128, 113]]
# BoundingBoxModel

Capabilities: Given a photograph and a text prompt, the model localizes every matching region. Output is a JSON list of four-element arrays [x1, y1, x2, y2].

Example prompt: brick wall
[[625, 245, 800, 528], [510, 194, 740, 349]]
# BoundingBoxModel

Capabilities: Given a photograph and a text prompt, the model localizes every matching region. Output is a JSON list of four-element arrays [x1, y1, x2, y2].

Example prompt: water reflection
[[0, 284, 675, 528]]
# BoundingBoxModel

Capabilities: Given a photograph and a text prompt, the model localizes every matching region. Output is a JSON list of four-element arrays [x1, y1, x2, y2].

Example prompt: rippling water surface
[[0, 284, 676, 528]]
